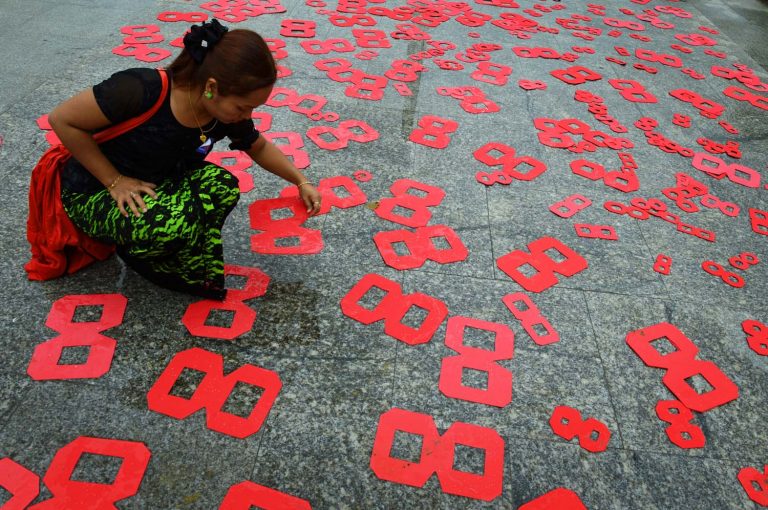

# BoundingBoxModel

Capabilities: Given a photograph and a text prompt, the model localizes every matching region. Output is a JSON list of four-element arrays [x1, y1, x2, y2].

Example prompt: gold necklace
[[187, 89, 218, 143]]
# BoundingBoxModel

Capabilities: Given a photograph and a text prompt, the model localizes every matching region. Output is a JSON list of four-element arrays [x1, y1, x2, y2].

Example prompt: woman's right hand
[[108, 175, 158, 218]]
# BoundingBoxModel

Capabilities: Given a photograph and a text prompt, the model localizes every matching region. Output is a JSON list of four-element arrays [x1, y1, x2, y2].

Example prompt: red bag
[[25, 69, 169, 281]]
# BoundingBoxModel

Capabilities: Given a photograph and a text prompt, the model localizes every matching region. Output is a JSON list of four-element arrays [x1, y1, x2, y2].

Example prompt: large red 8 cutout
[[27, 294, 127, 381], [340, 273, 448, 345], [374, 179, 445, 228], [0, 457, 39, 509], [519, 487, 587, 509], [626, 322, 739, 412], [438, 316, 514, 407], [28, 437, 151, 510], [147, 347, 282, 439], [249, 196, 323, 255], [373, 225, 468, 270], [409, 115, 459, 149], [182, 265, 270, 340], [219, 481, 312, 509], [496, 237, 588, 293], [369, 408, 505, 501]]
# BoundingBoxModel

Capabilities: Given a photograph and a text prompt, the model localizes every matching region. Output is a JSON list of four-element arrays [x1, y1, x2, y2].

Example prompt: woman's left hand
[[299, 184, 323, 217]]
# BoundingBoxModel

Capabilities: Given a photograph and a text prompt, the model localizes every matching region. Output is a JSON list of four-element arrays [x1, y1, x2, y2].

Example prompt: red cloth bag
[[25, 69, 169, 280]]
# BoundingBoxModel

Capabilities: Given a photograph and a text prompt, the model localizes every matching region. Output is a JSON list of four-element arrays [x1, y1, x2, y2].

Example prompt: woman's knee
[[130, 209, 200, 253], [196, 164, 241, 208]]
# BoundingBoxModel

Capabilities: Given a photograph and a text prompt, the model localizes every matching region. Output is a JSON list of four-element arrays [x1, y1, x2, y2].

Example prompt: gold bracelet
[[107, 175, 122, 191], [296, 181, 313, 189]]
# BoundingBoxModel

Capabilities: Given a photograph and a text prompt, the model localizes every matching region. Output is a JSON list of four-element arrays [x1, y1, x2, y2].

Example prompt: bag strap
[[92, 68, 169, 144]]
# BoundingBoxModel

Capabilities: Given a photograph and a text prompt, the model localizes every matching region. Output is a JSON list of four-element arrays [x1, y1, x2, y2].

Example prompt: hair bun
[[183, 19, 229, 64]]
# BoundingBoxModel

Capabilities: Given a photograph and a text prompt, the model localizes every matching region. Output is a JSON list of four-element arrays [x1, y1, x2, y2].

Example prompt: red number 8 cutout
[[655, 399, 705, 449], [27, 437, 150, 510], [249, 196, 323, 255], [220, 481, 311, 509], [370, 408, 505, 501], [147, 347, 282, 439], [409, 115, 459, 149], [27, 294, 127, 381], [496, 237, 588, 293], [182, 265, 270, 340], [626, 322, 739, 412], [374, 179, 445, 228], [340, 273, 448, 345], [549, 405, 611, 452], [502, 292, 559, 345], [439, 316, 514, 407], [738, 465, 768, 506], [374, 225, 468, 270], [0, 458, 40, 509], [742, 319, 768, 356]]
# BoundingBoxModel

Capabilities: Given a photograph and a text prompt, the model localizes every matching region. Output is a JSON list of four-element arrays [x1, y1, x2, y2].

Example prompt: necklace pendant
[[199, 134, 207, 143]]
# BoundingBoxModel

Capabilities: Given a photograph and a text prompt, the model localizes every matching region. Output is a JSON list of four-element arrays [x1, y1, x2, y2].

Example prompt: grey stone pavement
[[1, 0, 768, 508]]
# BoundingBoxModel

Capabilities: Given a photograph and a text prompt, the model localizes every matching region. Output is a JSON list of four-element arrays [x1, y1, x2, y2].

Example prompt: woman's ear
[[206, 78, 219, 97]]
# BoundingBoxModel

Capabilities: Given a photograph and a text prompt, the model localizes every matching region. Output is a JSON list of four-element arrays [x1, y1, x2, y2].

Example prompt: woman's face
[[205, 84, 273, 124]]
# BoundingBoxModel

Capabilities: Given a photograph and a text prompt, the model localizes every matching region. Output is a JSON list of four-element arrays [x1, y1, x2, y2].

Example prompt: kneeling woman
[[46, 21, 320, 300]]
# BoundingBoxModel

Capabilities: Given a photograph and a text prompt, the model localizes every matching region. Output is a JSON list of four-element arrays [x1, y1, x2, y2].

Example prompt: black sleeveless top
[[60, 68, 260, 193]]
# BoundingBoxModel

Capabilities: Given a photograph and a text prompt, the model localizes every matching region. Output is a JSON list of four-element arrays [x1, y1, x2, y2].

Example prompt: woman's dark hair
[[169, 27, 277, 96]]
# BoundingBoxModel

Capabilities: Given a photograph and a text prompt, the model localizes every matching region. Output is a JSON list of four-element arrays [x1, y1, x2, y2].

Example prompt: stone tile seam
[[580, 288, 628, 450]]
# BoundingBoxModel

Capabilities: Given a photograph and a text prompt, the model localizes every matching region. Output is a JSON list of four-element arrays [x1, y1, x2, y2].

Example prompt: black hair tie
[[183, 19, 229, 64]]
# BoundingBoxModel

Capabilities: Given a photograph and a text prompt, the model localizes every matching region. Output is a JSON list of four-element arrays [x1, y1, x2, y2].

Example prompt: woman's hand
[[108, 175, 158, 218], [299, 183, 322, 217]]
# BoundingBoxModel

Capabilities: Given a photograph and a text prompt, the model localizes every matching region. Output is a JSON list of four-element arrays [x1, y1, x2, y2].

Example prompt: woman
[[43, 20, 321, 300]]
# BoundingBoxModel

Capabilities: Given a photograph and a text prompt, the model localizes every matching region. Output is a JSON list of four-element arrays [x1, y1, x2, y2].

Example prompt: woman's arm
[[246, 135, 322, 216], [49, 89, 157, 217]]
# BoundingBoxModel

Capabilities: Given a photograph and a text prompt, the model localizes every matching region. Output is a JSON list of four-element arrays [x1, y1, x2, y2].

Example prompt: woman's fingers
[[126, 193, 141, 217], [117, 199, 129, 218], [133, 192, 148, 213], [141, 182, 159, 199]]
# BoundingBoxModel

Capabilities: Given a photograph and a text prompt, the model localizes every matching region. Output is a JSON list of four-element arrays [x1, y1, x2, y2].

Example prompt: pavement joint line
[[580, 288, 628, 451]]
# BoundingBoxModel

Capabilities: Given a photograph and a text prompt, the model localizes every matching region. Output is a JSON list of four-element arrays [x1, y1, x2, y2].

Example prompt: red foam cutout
[[27, 294, 127, 381], [263, 131, 309, 169], [220, 481, 311, 509], [374, 225, 468, 270], [549, 194, 592, 218], [656, 400, 706, 449], [279, 19, 317, 38], [206, 150, 254, 193], [549, 405, 611, 452], [374, 179, 445, 227], [519, 488, 587, 509], [742, 320, 768, 356], [182, 265, 270, 340], [409, 115, 459, 149], [0, 457, 40, 510], [550, 65, 603, 85], [654, 254, 672, 275], [496, 237, 588, 292], [738, 465, 768, 506], [438, 316, 514, 407], [370, 408, 505, 501], [147, 347, 281, 438], [249, 196, 323, 255], [574, 223, 618, 240], [502, 292, 559, 345], [626, 322, 739, 412], [29, 437, 150, 509], [340, 273, 448, 345]]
